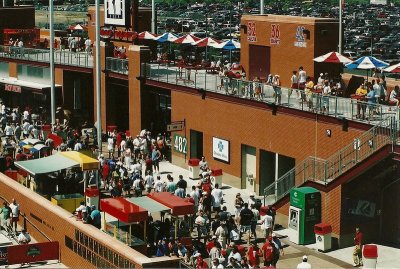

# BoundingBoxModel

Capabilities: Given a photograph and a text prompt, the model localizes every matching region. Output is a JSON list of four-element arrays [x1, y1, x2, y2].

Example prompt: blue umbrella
[[154, 32, 179, 43], [215, 39, 241, 50], [345, 56, 389, 70]]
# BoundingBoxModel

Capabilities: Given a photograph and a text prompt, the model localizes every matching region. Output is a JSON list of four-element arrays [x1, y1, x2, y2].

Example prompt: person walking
[[297, 255, 312, 269], [353, 227, 363, 267]]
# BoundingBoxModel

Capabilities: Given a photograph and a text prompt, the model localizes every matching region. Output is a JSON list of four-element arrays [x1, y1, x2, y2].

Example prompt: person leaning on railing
[[354, 84, 367, 120]]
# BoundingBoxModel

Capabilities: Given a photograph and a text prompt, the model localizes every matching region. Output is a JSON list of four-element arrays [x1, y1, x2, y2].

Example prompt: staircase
[[264, 116, 399, 206]]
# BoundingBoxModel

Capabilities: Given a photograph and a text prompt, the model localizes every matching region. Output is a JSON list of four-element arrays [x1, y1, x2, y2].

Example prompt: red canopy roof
[[100, 197, 148, 223], [148, 192, 194, 216]]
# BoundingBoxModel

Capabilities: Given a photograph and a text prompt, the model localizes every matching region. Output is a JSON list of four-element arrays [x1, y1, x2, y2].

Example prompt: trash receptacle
[[188, 158, 200, 179], [211, 168, 223, 186], [363, 244, 378, 269], [314, 223, 332, 252]]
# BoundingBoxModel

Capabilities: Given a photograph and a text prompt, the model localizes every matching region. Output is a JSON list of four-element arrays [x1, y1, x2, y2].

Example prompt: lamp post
[[49, 0, 55, 125], [95, 0, 102, 153]]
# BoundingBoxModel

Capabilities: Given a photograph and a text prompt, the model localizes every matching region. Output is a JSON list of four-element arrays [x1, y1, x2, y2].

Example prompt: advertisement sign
[[5, 84, 21, 93], [0, 247, 7, 265], [294, 26, 307, 48], [212, 137, 229, 163], [270, 24, 280, 45], [7, 242, 59, 265], [104, 0, 127, 26], [247, 22, 257, 42], [173, 134, 187, 154]]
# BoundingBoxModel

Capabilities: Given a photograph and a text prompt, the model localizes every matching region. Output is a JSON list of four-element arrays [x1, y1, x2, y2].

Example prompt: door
[[259, 150, 275, 195], [241, 145, 256, 191], [249, 45, 270, 79], [190, 130, 203, 159]]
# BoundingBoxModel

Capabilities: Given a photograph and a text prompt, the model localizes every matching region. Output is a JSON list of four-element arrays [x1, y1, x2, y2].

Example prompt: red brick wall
[[0, 174, 178, 268], [241, 15, 338, 87], [171, 90, 365, 188]]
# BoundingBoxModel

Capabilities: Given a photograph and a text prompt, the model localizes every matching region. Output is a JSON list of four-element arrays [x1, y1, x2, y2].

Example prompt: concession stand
[[100, 197, 148, 254], [147, 192, 194, 238]]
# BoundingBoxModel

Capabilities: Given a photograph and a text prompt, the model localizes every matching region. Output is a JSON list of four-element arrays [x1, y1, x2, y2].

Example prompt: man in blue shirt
[[90, 205, 101, 229]]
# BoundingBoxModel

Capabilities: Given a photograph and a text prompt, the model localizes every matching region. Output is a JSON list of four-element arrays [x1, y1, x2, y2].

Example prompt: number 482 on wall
[[174, 134, 187, 154]]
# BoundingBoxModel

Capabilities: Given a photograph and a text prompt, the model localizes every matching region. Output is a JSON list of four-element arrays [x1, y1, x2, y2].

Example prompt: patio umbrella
[[384, 63, 400, 73], [215, 39, 241, 63], [313, 51, 352, 64], [138, 31, 157, 40], [345, 56, 389, 81], [174, 34, 201, 45], [193, 37, 221, 47], [74, 24, 84, 30], [154, 32, 179, 43], [345, 56, 389, 70]]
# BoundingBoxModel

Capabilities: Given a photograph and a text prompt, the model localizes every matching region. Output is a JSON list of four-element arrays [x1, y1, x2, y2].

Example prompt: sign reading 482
[[174, 134, 187, 154]]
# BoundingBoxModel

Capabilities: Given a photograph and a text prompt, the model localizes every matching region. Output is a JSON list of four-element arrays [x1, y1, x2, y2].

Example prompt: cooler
[[314, 223, 332, 252], [85, 186, 100, 209], [188, 158, 200, 179], [211, 168, 223, 186], [363, 244, 378, 269]]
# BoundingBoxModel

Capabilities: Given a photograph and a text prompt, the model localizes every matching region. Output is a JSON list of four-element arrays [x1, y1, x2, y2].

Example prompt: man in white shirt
[[298, 66, 307, 89], [17, 229, 31, 244], [260, 213, 273, 237], [247, 193, 256, 208], [297, 255, 312, 269], [211, 184, 223, 213], [4, 123, 13, 137], [144, 171, 154, 193], [199, 156, 208, 172], [154, 176, 165, 192], [74, 141, 83, 151], [9, 199, 20, 232], [84, 38, 92, 54], [133, 177, 143, 197]]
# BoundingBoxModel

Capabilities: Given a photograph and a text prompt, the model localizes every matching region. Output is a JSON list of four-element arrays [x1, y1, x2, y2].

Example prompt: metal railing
[[106, 57, 129, 75], [143, 63, 400, 124], [263, 116, 398, 204], [0, 45, 93, 68]]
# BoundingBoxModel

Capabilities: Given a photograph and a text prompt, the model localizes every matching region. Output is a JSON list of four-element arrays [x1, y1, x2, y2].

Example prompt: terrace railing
[[0, 45, 93, 68], [263, 116, 398, 205], [143, 63, 400, 124], [106, 57, 129, 75]]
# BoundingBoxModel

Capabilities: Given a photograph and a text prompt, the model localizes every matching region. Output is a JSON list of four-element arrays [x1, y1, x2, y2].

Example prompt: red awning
[[47, 133, 63, 148], [100, 197, 148, 223], [147, 192, 194, 216]]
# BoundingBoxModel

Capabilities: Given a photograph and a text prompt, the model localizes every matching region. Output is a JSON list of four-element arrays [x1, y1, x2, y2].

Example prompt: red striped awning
[[147, 192, 194, 216]]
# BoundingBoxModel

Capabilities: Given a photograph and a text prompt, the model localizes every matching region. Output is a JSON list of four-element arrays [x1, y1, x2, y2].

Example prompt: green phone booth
[[287, 187, 321, 245]]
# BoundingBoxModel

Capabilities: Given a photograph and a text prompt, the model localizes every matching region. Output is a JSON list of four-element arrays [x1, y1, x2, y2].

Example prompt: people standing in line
[[297, 255, 312, 269], [353, 227, 363, 267]]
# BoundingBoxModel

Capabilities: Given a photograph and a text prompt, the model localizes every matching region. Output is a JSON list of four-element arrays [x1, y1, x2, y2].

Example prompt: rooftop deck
[[144, 63, 400, 124]]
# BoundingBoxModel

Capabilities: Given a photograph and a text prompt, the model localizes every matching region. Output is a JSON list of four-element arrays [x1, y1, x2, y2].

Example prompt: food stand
[[100, 198, 148, 254], [147, 192, 194, 238]]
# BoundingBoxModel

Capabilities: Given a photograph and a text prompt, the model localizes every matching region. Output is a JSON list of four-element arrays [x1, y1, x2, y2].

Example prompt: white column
[[260, 0, 264, 15], [338, 0, 343, 54], [49, 0, 55, 124], [274, 153, 279, 197], [151, 0, 156, 34]]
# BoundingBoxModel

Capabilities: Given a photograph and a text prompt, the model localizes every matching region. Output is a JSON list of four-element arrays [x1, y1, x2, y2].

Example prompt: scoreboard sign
[[270, 24, 280, 45], [5, 84, 21, 93]]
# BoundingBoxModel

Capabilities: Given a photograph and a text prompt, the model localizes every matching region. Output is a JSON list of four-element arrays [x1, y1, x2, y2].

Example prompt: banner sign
[[294, 26, 307, 48], [173, 134, 187, 154], [212, 137, 230, 163], [247, 22, 257, 42], [7, 242, 59, 265], [5, 84, 21, 93], [270, 24, 280, 45], [0, 247, 7, 265], [104, 0, 127, 26]]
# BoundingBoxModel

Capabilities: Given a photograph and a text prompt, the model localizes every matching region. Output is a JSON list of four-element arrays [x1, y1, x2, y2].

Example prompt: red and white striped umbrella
[[138, 31, 157, 40], [313, 51, 352, 64], [193, 37, 221, 47], [384, 63, 400, 73], [173, 34, 201, 45]]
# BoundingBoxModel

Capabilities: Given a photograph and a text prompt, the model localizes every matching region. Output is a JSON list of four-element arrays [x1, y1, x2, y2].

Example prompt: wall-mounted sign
[[5, 84, 21, 93], [212, 137, 230, 163], [0, 247, 7, 266], [270, 24, 280, 45], [294, 26, 307, 48], [247, 22, 257, 42], [174, 134, 187, 154], [105, 0, 127, 26]]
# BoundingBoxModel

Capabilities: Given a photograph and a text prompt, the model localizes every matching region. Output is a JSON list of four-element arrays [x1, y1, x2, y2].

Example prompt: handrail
[[263, 116, 397, 204], [0, 195, 52, 242], [143, 63, 400, 124], [0, 45, 93, 68], [106, 57, 129, 75]]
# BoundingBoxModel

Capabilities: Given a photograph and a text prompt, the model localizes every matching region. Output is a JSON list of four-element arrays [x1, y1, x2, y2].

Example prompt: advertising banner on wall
[[0, 247, 7, 265], [105, 0, 127, 26], [7, 242, 59, 265], [213, 137, 229, 163]]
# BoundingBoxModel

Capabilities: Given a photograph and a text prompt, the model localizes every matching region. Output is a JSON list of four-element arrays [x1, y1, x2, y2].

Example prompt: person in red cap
[[262, 236, 275, 267], [247, 241, 262, 268]]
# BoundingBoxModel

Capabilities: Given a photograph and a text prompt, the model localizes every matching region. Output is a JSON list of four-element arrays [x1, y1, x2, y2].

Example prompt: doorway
[[249, 45, 270, 79], [190, 130, 203, 159], [106, 79, 129, 132], [259, 150, 275, 194], [241, 145, 256, 191]]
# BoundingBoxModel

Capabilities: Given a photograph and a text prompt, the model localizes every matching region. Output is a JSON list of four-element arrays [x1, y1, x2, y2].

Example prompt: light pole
[[338, 0, 343, 54], [49, 0, 55, 125], [95, 0, 102, 153]]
